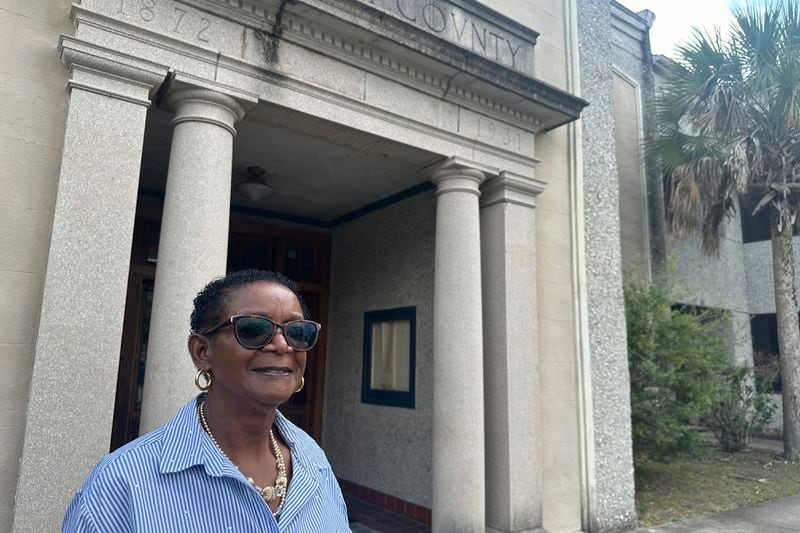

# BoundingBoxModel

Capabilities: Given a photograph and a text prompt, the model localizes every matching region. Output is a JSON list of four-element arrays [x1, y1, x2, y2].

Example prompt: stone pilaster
[[480, 172, 548, 533], [427, 157, 487, 532], [138, 88, 245, 432], [13, 45, 166, 531], [576, 0, 638, 529]]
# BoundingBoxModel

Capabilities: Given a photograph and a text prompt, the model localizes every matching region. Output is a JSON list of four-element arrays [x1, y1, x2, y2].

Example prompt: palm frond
[[701, 199, 734, 255], [728, 134, 763, 192], [651, 0, 800, 255], [732, 1, 782, 85]]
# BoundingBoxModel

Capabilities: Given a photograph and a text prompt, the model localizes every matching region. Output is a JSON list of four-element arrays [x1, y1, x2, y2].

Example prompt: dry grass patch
[[636, 442, 800, 527]]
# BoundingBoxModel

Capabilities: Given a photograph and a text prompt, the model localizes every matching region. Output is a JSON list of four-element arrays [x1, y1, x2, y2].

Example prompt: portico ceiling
[[139, 103, 441, 223]]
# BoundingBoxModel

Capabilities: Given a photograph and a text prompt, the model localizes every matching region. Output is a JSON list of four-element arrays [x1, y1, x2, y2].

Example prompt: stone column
[[428, 158, 487, 532], [480, 172, 547, 533], [13, 60, 164, 532], [139, 88, 244, 432]]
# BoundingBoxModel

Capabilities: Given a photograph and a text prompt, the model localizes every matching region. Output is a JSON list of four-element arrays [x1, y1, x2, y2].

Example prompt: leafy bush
[[625, 274, 730, 467], [707, 367, 778, 453]]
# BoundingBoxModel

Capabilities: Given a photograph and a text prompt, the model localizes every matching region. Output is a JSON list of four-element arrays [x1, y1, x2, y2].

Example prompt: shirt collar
[[273, 410, 328, 473], [158, 394, 327, 478], [159, 394, 226, 476]]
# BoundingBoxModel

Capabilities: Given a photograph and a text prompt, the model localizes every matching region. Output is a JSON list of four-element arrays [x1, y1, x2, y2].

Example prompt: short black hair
[[190, 269, 310, 333]]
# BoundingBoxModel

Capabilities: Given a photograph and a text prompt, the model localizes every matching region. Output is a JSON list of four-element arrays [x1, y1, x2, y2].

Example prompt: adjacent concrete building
[[2, 0, 642, 531], [611, 6, 784, 429]]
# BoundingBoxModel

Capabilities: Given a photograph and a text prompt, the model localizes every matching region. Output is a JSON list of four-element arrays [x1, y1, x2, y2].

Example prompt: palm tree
[[651, 0, 800, 459]]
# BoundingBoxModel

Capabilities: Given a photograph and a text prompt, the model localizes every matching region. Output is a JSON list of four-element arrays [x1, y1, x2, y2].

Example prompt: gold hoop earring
[[195, 369, 212, 391], [295, 376, 304, 393]]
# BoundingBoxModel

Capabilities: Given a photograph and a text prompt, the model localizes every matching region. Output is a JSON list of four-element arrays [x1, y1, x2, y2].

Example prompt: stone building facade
[[2, 0, 639, 531]]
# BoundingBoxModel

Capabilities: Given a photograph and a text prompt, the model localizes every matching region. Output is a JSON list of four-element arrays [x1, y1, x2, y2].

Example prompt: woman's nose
[[262, 327, 292, 353]]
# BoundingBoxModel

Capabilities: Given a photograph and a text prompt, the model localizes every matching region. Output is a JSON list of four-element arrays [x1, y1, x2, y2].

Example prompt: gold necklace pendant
[[262, 485, 277, 501]]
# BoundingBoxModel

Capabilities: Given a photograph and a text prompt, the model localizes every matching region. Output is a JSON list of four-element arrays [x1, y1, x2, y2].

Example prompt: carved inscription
[[477, 117, 522, 150], [458, 109, 532, 154], [91, 0, 244, 57], [365, 0, 534, 73], [115, 0, 214, 43]]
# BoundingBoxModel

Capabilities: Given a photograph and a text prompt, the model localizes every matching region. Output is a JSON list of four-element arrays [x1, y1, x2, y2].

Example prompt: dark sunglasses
[[201, 314, 321, 351]]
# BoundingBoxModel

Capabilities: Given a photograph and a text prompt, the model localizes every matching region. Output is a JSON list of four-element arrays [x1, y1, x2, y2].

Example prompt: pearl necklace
[[197, 400, 288, 518]]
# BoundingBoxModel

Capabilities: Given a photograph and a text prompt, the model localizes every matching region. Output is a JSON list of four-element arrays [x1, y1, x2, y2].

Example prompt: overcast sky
[[615, 0, 741, 57]]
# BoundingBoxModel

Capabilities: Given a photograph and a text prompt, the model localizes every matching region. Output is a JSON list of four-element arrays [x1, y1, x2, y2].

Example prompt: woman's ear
[[188, 333, 212, 370]]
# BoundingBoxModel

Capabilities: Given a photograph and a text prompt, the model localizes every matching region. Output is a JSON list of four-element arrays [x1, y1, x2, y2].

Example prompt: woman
[[63, 270, 351, 532]]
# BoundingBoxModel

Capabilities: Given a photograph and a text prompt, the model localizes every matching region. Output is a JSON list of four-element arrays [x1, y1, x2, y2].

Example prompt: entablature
[[90, 0, 585, 130], [68, 0, 586, 173]]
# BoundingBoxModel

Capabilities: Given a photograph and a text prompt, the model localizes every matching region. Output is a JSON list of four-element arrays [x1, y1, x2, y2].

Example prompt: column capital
[[166, 88, 247, 137], [421, 156, 496, 197], [59, 36, 169, 104], [480, 171, 547, 209]]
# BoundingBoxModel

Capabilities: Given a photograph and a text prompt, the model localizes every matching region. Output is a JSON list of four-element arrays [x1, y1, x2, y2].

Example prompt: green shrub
[[625, 273, 730, 467], [707, 367, 778, 453]]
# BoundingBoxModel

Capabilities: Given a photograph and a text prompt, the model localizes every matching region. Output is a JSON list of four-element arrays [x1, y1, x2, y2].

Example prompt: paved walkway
[[637, 493, 800, 532], [749, 435, 784, 453]]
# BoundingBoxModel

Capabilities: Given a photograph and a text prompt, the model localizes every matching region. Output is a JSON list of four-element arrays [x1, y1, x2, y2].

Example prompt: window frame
[[361, 306, 416, 409]]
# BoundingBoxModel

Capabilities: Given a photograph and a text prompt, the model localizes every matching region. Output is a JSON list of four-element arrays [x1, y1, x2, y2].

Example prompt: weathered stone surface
[[13, 67, 153, 533], [363, 0, 537, 73], [577, 0, 638, 530], [428, 159, 486, 532], [481, 174, 546, 532]]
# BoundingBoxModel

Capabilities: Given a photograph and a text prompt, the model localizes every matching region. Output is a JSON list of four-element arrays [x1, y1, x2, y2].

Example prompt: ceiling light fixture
[[235, 166, 273, 202]]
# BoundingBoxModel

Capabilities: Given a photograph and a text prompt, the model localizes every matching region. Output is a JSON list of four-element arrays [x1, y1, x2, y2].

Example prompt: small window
[[362, 307, 416, 409], [751, 314, 782, 393], [741, 205, 773, 243]]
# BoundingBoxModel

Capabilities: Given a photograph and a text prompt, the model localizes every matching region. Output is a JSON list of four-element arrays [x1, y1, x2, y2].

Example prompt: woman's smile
[[251, 365, 294, 377]]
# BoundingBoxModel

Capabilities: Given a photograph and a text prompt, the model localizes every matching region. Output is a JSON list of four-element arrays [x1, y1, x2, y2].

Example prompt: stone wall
[[611, 2, 665, 274], [324, 191, 436, 508], [610, 4, 656, 280], [671, 219, 749, 311], [613, 69, 649, 277], [514, 2, 584, 529], [0, 2, 72, 531], [577, 0, 639, 530], [744, 236, 800, 315], [536, 124, 584, 532], [671, 217, 753, 366]]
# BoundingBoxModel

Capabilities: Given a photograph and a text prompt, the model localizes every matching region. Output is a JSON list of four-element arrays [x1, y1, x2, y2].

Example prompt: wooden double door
[[111, 205, 330, 451]]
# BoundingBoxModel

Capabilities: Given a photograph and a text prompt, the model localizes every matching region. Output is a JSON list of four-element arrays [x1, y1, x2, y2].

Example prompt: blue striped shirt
[[63, 395, 351, 532]]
